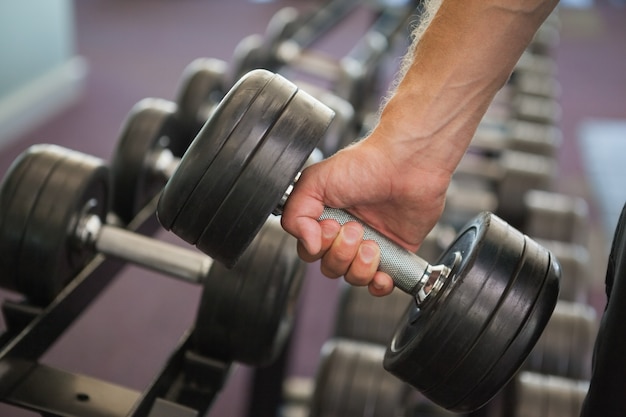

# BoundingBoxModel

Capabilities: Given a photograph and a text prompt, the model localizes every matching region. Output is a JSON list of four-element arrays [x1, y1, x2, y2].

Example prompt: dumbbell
[[504, 70, 562, 99], [294, 6, 413, 119], [440, 182, 499, 231], [442, 185, 588, 245], [231, 1, 359, 81], [308, 339, 412, 417], [292, 80, 359, 157], [174, 57, 228, 140], [308, 339, 464, 417], [484, 91, 561, 126], [0, 144, 304, 366], [534, 239, 591, 303], [471, 119, 562, 158], [234, 4, 411, 121], [523, 300, 597, 380], [334, 284, 412, 346], [111, 96, 325, 224], [515, 50, 558, 77], [451, 151, 557, 226], [523, 190, 590, 246], [473, 372, 589, 417], [156, 69, 560, 412], [111, 58, 227, 223], [528, 15, 561, 56]]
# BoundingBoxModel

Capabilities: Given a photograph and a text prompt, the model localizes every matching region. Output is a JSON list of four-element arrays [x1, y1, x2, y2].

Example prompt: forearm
[[373, 0, 559, 176]]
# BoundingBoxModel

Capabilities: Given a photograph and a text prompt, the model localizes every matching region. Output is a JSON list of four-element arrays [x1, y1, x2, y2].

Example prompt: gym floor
[[0, 1, 624, 416]]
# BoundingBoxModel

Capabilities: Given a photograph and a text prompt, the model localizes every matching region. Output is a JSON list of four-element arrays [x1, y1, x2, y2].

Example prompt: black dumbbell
[[452, 150, 557, 226], [309, 339, 412, 417], [523, 300, 597, 380], [523, 189, 590, 245], [174, 57, 228, 140], [534, 239, 591, 303], [110, 98, 183, 224], [442, 185, 588, 244], [111, 59, 227, 223], [471, 119, 562, 158], [231, 2, 359, 80], [156, 69, 560, 412], [292, 80, 359, 156], [334, 284, 412, 346], [505, 69, 562, 99], [484, 91, 561, 126], [233, 3, 412, 125], [477, 371, 589, 417], [515, 50, 558, 77], [0, 144, 303, 366], [111, 96, 325, 224]]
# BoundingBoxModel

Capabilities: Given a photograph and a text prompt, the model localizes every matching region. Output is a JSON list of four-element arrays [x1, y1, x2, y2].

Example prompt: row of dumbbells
[[280, 9, 597, 417], [108, 0, 417, 227], [0, 3, 576, 416], [282, 288, 594, 417], [0, 1, 447, 414]]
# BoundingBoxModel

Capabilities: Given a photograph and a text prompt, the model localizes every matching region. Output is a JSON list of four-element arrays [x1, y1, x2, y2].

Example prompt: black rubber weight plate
[[163, 71, 298, 249], [383, 213, 559, 412], [443, 236, 559, 411], [194, 83, 334, 267], [158, 69, 276, 242], [175, 57, 227, 140], [111, 98, 181, 223], [0, 145, 109, 305], [0, 145, 61, 295], [334, 285, 412, 346], [193, 217, 305, 366], [310, 339, 410, 417]]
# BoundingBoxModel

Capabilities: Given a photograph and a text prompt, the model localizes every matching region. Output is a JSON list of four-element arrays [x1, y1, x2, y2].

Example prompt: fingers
[[304, 222, 392, 296], [296, 220, 340, 262]]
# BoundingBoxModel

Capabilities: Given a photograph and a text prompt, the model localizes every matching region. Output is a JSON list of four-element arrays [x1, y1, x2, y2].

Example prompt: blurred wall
[[0, 0, 87, 147]]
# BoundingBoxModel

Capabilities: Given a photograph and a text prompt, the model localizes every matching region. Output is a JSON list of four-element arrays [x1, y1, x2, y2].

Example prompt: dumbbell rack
[[0, 199, 229, 417]]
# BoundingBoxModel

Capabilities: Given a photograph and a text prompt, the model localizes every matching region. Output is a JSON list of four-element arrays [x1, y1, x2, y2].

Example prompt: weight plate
[[193, 216, 305, 366], [231, 34, 265, 81], [546, 301, 592, 379], [175, 57, 227, 143], [309, 339, 410, 417], [159, 70, 334, 267], [334, 285, 412, 346], [263, 7, 300, 63], [535, 239, 589, 303], [111, 98, 181, 224], [158, 69, 276, 238], [0, 145, 61, 294], [159, 70, 297, 249], [0, 145, 108, 305], [449, 240, 559, 412], [310, 339, 356, 416], [195, 85, 333, 266], [383, 212, 559, 412]]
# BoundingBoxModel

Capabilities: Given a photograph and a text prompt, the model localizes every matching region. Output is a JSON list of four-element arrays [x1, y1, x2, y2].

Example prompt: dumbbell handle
[[318, 207, 449, 304], [78, 214, 212, 284]]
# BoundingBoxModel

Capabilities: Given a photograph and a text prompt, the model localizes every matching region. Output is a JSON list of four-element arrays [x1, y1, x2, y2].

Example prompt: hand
[[281, 131, 451, 296]]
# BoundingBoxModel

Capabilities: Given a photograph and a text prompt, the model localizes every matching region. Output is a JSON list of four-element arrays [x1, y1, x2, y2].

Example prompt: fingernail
[[321, 222, 338, 240], [372, 279, 385, 290], [342, 223, 362, 244], [359, 244, 377, 263]]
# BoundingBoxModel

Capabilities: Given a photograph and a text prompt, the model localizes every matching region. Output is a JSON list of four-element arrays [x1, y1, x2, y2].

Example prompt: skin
[[281, 0, 560, 296]]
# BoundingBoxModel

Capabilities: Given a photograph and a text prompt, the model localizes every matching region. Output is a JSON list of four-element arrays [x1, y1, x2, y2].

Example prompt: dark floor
[[0, 1, 624, 416]]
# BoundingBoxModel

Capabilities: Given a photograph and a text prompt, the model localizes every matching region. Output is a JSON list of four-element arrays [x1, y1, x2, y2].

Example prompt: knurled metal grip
[[318, 207, 432, 297]]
